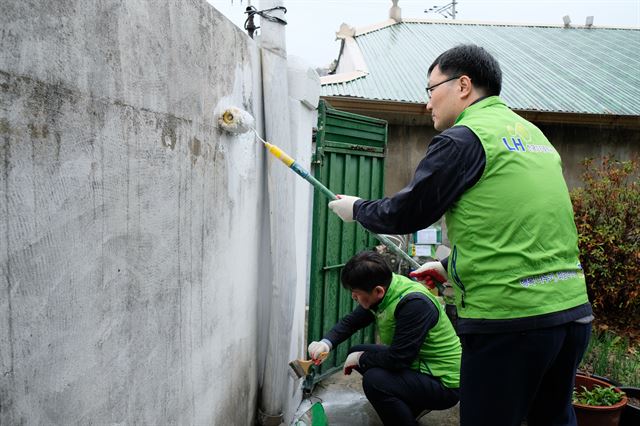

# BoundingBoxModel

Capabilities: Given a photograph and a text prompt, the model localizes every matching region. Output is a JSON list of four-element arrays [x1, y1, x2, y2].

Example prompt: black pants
[[357, 366, 459, 426], [459, 321, 591, 426]]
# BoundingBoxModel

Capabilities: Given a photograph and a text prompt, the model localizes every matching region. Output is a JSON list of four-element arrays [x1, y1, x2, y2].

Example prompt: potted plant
[[573, 374, 628, 426], [619, 386, 640, 426]]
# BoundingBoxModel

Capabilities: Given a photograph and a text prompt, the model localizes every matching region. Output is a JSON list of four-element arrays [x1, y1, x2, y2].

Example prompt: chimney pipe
[[585, 16, 594, 28], [390, 0, 402, 22]]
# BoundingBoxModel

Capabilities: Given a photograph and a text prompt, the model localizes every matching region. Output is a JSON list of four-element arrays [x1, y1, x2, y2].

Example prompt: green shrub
[[570, 156, 640, 325]]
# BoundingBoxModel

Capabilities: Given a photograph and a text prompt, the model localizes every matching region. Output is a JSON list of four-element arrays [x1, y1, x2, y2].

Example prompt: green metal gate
[[306, 100, 388, 386]]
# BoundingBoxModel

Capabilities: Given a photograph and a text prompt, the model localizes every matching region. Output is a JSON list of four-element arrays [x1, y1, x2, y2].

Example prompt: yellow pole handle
[[265, 142, 295, 167]]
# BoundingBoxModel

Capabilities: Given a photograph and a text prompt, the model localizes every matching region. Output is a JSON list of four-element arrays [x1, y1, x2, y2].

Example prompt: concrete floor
[[295, 370, 460, 426]]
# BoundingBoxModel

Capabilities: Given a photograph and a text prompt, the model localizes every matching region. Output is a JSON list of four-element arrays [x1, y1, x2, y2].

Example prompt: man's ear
[[459, 75, 473, 98], [374, 285, 386, 301]]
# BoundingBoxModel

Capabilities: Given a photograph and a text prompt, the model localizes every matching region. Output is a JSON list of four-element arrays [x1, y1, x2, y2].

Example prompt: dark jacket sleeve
[[353, 125, 485, 235], [357, 293, 439, 371], [323, 305, 375, 348]]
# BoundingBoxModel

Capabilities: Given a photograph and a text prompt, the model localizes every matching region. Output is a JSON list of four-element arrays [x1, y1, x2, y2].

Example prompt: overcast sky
[[208, 0, 640, 67]]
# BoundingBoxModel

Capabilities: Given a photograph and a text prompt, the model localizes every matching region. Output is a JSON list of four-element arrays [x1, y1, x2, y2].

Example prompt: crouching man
[[308, 251, 461, 426]]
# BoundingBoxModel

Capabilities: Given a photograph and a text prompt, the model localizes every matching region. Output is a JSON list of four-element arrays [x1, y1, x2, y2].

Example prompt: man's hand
[[308, 341, 330, 362], [343, 351, 363, 375], [409, 261, 447, 289], [328, 195, 361, 223]]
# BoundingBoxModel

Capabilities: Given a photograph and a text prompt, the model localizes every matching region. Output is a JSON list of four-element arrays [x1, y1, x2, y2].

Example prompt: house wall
[[385, 122, 639, 196], [1, 1, 314, 424], [538, 123, 640, 189]]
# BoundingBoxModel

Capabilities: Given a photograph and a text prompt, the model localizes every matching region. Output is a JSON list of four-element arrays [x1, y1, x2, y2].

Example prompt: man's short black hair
[[428, 44, 502, 96], [341, 251, 393, 292]]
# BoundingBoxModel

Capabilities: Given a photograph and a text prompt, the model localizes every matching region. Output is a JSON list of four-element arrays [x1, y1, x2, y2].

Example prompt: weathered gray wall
[[385, 125, 438, 195], [1, 1, 268, 424], [538, 123, 640, 189], [385, 122, 639, 195]]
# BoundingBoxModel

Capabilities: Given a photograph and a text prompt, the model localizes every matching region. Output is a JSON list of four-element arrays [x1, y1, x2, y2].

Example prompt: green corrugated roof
[[321, 21, 640, 116]]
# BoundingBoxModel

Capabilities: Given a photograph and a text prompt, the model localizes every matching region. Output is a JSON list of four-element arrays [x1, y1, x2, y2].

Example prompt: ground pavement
[[295, 370, 460, 426]]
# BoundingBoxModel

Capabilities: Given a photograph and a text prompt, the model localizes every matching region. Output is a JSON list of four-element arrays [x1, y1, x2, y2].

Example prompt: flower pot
[[574, 374, 628, 426], [619, 387, 640, 426], [576, 370, 621, 387]]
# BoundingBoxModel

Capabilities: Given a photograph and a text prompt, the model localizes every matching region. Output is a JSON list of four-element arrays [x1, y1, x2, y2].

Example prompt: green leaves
[[573, 385, 625, 406], [579, 329, 640, 388]]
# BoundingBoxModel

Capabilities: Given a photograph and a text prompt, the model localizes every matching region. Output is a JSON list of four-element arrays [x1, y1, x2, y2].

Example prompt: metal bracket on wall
[[257, 409, 284, 426], [311, 149, 324, 166]]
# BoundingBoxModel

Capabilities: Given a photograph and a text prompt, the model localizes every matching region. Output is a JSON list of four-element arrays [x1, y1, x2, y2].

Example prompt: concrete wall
[[384, 122, 640, 196], [385, 124, 438, 195], [0, 1, 316, 424], [538, 123, 640, 189]]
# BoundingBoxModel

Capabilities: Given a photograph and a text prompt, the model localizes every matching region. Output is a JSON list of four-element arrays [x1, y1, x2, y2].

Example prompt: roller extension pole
[[262, 140, 445, 294], [216, 107, 444, 293]]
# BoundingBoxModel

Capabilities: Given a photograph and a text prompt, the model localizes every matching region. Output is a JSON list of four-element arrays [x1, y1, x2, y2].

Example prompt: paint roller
[[217, 107, 445, 293], [218, 107, 335, 200]]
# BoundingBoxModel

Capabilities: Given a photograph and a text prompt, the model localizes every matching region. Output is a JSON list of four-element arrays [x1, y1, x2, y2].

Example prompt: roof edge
[[320, 71, 368, 85], [401, 17, 640, 30], [321, 96, 640, 128], [354, 18, 399, 36], [340, 18, 639, 40]]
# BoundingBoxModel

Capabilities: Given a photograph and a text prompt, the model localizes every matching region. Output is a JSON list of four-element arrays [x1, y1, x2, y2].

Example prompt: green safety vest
[[445, 96, 589, 320], [373, 274, 461, 388]]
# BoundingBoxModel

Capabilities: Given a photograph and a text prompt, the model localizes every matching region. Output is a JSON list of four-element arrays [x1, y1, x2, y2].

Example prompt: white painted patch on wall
[[214, 64, 263, 207]]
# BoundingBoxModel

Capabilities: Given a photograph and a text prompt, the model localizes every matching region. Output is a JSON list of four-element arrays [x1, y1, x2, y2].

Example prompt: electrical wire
[[244, 5, 288, 32]]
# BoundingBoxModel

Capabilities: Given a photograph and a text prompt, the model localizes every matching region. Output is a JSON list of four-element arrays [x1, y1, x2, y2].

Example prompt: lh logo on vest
[[502, 137, 556, 154], [501, 122, 555, 154], [502, 122, 531, 152], [502, 136, 526, 151]]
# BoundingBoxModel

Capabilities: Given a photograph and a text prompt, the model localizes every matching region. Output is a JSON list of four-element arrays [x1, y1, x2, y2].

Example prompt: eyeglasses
[[425, 75, 461, 99]]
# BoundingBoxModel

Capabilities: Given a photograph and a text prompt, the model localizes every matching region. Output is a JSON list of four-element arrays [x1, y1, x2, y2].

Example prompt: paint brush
[[288, 352, 329, 379]]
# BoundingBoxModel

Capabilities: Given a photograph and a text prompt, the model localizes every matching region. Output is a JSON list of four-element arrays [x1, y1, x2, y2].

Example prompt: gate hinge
[[311, 150, 324, 166]]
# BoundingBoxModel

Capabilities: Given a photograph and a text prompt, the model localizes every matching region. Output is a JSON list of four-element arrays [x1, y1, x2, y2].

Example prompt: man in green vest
[[327, 44, 593, 426], [308, 251, 461, 426]]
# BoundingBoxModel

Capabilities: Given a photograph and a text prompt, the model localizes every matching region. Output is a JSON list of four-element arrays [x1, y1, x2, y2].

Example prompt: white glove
[[308, 340, 330, 361], [409, 261, 447, 289], [328, 195, 361, 223], [343, 351, 363, 375]]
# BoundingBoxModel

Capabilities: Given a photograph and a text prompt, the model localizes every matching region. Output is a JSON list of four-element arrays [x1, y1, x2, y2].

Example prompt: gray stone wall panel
[[1, 1, 263, 424]]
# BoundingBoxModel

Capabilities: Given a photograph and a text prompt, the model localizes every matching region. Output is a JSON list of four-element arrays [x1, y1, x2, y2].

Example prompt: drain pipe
[[256, 1, 296, 425]]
